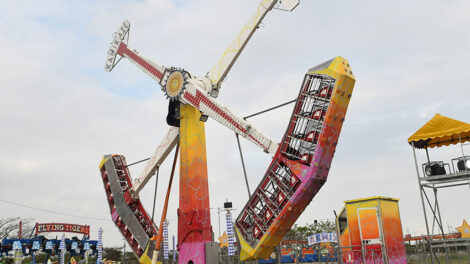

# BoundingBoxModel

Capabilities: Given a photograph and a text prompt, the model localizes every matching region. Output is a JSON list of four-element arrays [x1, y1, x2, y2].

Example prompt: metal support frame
[[151, 168, 159, 222], [412, 143, 434, 263], [235, 133, 251, 199], [411, 143, 470, 263]]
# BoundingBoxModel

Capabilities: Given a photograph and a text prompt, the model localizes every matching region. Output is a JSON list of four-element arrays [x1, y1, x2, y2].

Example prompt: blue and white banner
[[59, 234, 66, 250], [97, 228, 103, 264], [60, 234, 65, 264], [307, 233, 337, 246], [172, 235, 176, 262], [163, 221, 169, 260], [83, 242, 90, 250], [72, 242, 78, 250], [226, 211, 235, 256]]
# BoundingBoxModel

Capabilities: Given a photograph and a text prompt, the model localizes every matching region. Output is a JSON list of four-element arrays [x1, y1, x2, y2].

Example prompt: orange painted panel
[[340, 227, 351, 247], [380, 200, 407, 263], [358, 209, 380, 241]]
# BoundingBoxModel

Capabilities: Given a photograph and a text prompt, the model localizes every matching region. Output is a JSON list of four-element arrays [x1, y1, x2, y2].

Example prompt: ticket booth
[[336, 197, 406, 263]]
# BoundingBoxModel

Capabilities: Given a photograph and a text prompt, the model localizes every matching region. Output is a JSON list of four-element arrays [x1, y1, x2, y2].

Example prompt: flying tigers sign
[[36, 223, 90, 236]]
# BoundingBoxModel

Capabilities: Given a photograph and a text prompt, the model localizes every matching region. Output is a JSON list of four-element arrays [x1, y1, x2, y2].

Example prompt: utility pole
[[218, 207, 221, 239], [210, 207, 222, 239], [122, 238, 126, 264]]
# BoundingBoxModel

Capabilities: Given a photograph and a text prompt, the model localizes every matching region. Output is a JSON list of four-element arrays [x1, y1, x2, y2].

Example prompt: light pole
[[122, 238, 126, 264], [218, 207, 221, 239], [210, 207, 222, 239]]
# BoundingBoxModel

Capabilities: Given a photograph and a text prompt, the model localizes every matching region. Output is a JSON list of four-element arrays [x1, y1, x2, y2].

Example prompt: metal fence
[[157, 239, 470, 264], [405, 238, 470, 264]]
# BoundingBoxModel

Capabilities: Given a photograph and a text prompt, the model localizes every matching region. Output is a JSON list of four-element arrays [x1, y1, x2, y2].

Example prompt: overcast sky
[[1, 0, 470, 248]]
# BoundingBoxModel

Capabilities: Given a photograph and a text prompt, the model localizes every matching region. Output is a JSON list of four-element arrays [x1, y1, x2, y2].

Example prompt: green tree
[[0, 218, 35, 239], [103, 247, 123, 261], [123, 251, 139, 264], [284, 220, 336, 241]]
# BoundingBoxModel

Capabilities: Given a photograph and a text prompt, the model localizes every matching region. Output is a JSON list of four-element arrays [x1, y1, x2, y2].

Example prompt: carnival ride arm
[[207, 0, 300, 97], [105, 20, 167, 83], [206, 0, 279, 97], [179, 83, 279, 154], [130, 127, 179, 198]]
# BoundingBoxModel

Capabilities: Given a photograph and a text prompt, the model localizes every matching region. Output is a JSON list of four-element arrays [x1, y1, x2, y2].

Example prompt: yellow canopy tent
[[408, 114, 470, 149]]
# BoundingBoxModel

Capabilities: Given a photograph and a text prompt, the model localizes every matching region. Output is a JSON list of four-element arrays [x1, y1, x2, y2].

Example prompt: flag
[[218, 232, 228, 248], [97, 228, 103, 264], [226, 211, 235, 256]]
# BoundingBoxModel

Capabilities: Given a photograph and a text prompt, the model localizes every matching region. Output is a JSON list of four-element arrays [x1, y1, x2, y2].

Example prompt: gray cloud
[[1, 0, 469, 247]]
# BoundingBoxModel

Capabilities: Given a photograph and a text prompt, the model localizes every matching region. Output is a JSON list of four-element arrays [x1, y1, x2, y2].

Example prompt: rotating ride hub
[[98, 1, 356, 263], [161, 68, 190, 100]]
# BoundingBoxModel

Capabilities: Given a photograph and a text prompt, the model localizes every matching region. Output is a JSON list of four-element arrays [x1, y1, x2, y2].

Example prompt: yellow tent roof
[[408, 114, 470, 148]]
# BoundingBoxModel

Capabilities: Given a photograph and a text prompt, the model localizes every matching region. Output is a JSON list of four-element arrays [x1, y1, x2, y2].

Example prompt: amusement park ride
[[1, 222, 98, 262], [99, 1, 356, 263]]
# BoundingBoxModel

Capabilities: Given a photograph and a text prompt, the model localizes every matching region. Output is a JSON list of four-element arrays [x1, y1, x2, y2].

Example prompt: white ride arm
[[207, 0, 279, 97], [105, 20, 166, 83], [130, 127, 179, 198], [181, 83, 278, 154]]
